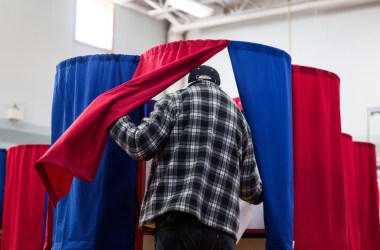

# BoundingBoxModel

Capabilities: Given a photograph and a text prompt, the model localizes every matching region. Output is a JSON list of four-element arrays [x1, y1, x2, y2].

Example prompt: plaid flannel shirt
[[109, 80, 262, 240]]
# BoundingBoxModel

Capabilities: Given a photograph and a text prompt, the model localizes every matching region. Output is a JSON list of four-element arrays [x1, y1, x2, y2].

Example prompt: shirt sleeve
[[109, 95, 176, 160], [239, 122, 263, 205]]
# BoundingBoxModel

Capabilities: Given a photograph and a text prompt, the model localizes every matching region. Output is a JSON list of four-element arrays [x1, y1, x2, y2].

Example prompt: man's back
[[109, 66, 262, 249]]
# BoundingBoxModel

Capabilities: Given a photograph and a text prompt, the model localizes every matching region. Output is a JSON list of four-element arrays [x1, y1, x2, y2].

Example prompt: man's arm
[[109, 96, 176, 160], [239, 124, 263, 205]]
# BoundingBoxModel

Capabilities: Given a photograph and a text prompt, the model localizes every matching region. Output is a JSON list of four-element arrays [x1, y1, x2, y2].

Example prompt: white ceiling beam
[[149, 6, 177, 16], [110, 1, 151, 16], [169, 0, 380, 34], [144, 0, 182, 25]]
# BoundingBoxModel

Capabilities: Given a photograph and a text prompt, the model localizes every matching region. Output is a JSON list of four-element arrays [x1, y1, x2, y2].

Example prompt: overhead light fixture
[[167, 0, 214, 18]]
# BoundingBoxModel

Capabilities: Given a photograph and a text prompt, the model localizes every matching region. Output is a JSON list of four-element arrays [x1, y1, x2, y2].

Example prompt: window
[[75, 0, 114, 50]]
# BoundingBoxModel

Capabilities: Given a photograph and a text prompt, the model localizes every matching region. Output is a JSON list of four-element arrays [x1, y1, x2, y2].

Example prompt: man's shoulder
[[155, 90, 183, 108]]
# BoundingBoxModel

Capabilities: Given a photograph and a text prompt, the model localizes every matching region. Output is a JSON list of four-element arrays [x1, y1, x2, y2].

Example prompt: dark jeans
[[154, 212, 235, 250]]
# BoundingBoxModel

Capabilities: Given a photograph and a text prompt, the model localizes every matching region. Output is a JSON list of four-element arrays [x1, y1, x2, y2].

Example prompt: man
[[109, 65, 263, 250]]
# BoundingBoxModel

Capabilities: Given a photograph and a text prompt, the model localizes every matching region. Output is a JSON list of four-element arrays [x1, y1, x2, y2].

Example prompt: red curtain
[[341, 134, 361, 249], [43, 201, 54, 250], [353, 141, 380, 249], [292, 65, 346, 249], [1, 144, 49, 250], [35, 39, 230, 206]]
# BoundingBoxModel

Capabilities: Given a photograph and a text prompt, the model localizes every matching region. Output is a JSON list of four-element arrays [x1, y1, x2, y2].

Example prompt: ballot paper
[[237, 199, 255, 243]]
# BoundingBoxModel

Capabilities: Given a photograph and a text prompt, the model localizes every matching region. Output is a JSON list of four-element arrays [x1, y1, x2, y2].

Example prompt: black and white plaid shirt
[[109, 80, 262, 240]]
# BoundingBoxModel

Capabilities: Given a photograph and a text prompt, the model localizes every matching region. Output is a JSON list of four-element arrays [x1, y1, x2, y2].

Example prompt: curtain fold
[[292, 65, 346, 249], [43, 199, 54, 250], [1, 144, 49, 250], [0, 148, 6, 249], [49, 54, 140, 250], [341, 133, 361, 250], [35, 39, 230, 206], [228, 41, 293, 250], [353, 141, 380, 250]]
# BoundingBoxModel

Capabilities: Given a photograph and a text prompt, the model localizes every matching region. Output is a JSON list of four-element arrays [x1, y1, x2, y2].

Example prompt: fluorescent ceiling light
[[167, 0, 214, 18]]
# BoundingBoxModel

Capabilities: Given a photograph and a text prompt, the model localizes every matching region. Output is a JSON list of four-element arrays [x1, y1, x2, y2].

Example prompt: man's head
[[188, 65, 220, 85]]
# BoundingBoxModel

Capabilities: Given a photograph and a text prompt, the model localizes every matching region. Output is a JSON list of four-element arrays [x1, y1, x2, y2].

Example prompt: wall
[[0, 0, 167, 147], [186, 3, 380, 141]]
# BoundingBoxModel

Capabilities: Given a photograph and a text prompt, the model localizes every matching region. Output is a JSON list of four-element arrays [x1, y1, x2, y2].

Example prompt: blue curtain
[[52, 54, 140, 250], [228, 41, 294, 250], [0, 148, 6, 229]]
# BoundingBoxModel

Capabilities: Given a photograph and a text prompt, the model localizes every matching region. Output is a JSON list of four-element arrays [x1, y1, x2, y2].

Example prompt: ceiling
[[110, 0, 380, 35]]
